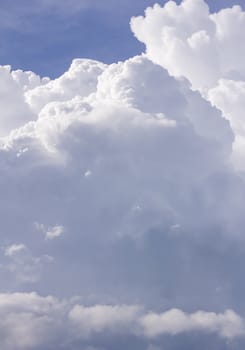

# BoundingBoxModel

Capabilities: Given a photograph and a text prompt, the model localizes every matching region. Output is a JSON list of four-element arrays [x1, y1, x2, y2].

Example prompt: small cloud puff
[[46, 225, 64, 240], [4, 244, 26, 257], [35, 222, 64, 240]]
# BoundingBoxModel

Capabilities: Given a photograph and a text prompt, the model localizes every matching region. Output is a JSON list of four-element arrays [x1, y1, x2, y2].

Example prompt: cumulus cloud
[[140, 309, 245, 338], [0, 53, 243, 297], [131, 0, 245, 91], [0, 66, 46, 136], [0, 292, 243, 350], [0, 292, 65, 350], [208, 79, 245, 170], [69, 304, 141, 337], [131, 0, 245, 169], [25, 59, 106, 114], [1, 2, 245, 348], [1, 55, 237, 247]]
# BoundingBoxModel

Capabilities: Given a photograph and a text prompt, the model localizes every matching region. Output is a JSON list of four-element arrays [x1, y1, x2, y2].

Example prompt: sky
[[2, 0, 245, 349], [0, 0, 244, 77]]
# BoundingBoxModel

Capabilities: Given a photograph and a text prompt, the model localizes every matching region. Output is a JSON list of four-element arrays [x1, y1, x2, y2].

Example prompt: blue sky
[[0, 0, 244, 78]]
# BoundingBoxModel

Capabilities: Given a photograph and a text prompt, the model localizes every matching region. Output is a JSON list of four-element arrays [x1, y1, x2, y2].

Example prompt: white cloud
[[4, 244, 26, 257], [69, 304, 141, 337], [0, 66, 36, 136], [1, 5, 245, 347], [25, 59, 106, 114], [46, 225, 64, 240], [0, 292, 243, 350], [130, 0, 245, 91], [35, 222, 64, 240], [140, 308, 245, 338], [0, 55, 242, 293], [0, 292, 65, 350], [130, 0, 245, 170], [1, 55, 236, 244], [208, 79, 245, 170]]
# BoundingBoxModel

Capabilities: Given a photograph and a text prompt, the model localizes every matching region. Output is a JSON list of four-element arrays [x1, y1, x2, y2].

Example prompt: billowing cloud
[[0, 1, 245, 348], [131, 0, 245, 169], [25, 59, 106, 114], [0, 292, 243, 350], [0, 55, 237, 249], [131, 0, 245, 91], [208, 79, 245, 170], [69, 304, 141, 337], [0, 66, 46, 136], [0, 292, 66, 350], [140, 309, 244, 338]]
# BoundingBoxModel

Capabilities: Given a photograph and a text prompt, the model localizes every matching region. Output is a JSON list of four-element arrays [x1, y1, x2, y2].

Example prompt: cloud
[[0, 292, 243, 350], [140, 309, 244, 338], [4, 244, 26, 257], [25, 59, 106, 114], [69, 304, 141, 337], [1, 243, 53, 284], [35, 223, 64, 240], [208, 79, 245, 170], [0, 292, 65, 350], [46, 225, 64, 240], [0, 66, 44, 136], [0, 55, 242, 300], [1, 3, 245, 348], [0, 55, 236, 246], [131, 0, 245, 170], [130, 0, 245, 91]]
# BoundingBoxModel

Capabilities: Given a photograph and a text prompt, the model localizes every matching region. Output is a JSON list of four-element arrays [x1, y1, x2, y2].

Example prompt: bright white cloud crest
[[131, 0, 245, 169], [131, 0, 245, 90], [0, 0, 245, 349]]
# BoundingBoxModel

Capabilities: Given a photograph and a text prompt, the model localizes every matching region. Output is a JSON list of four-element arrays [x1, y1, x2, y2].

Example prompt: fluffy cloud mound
[[0, 293, 64, 350], [0, 55, 237, 249], [1, 2, 245, 348], [25, 59, 106, 113], [131, 0, 245, 91], [0, 66, 46, 136], [0, 292, 243, 350], [208, 79, 245, 170], [131, 0, 245, 169], [140, 308, 244, 338]]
